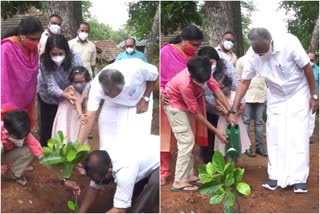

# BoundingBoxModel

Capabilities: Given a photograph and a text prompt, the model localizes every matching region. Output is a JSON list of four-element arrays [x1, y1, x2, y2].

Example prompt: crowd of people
[[1, 15, 159, 213], [0, 11, 319, 213], [160, 25, 319, 194]]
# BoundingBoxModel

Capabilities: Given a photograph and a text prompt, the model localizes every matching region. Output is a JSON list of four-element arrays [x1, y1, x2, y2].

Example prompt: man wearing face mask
[[77, 135, 159, 213], [230, 28, 318, 193], [215, 32, 238, 66], [39, 14, 62, 56], [307, 51, 319, 143], [115, 38, 148, 62], [1, 109, 44, 187], [69, 22, 97, 78]]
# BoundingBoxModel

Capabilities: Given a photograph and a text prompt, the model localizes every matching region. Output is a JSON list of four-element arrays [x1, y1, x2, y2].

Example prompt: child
[[1, 109, 44, 186], [163, 56, 232, 192], [214, 75, 251, 158], [51, 66, 91, 144]]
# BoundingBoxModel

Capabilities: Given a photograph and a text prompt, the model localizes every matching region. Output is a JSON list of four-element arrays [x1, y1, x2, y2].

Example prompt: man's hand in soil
[[64, 180, 81, 195]]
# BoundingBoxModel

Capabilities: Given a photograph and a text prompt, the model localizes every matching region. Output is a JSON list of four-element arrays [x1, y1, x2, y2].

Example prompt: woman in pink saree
[[160, 26, 206, 187], [1, 16, 43, 127]]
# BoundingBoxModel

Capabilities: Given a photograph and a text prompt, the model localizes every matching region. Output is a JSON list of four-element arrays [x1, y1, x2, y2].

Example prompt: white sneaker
[[262, 179, 278, 191]]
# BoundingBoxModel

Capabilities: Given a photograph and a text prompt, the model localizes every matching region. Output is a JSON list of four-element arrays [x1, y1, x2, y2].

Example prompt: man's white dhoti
[[266, 86, 310, 187]]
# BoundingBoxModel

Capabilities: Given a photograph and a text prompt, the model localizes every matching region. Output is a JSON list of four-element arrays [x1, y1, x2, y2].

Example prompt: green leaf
[[67, 150, 77, 162], [39, 153, 63, 165], [42, 147, 52, 154], [224, 161, 235, 175], [233, 168, 244, 183], [71, 150, 89, 165], [56, 130, 65, 144], [199, 182, 223, 195], [199, 173, 212, 183], [67, 200, 75, 211], [223, 196, 235, 213], [77, 145, 90, 152], [63, 163, 75, 179], [212, 151, 225, 173], [225, 176, 235, 187], [206, 162, 214, 176], [209, 193, 225, 205], [47, 138, 57, 149], [198, 165, 206, 175], [236, 182, 251, 196], [225, 190, 235, 207]]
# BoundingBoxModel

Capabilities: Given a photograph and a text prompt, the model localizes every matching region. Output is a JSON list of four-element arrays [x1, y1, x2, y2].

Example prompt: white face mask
[[51, 55, 65, 67], [78, 32, 88, 41], [223, 40, 234, 51], [126, 47, 134, 54], [49, 24, 61, 35], [8, 137, 25, 147], [258, 45, 272, 61], [193, 80, 207, 88], [310, 62, 315, 66]]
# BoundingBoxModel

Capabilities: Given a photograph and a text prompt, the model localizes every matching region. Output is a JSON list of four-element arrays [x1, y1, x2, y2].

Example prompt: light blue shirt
[[312, 63, 319, 95], [115, 50, 148, 62]]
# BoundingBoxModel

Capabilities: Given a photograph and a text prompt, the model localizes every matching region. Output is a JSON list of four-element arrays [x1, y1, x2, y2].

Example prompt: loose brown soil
[[161, 115, 319, 213], [1, 99, 159, 213]]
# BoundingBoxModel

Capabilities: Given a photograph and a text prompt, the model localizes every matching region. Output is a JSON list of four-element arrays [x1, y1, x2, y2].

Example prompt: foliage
[[279, 1, 319, 49], [126, 1, 158, 39], [161, 1, 202, 35], [81, 0, 92, 20], [67, 194, 78, 212], [1, 1, 44, 20], [39, 131, 90, 179], [241, 0, 256, 52], [198, 151, 251, 213]]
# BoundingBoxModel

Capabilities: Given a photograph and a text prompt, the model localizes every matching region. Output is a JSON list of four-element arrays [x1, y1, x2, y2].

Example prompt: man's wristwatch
[[143, 96, 150, 102], [312, 94, 318, 100], [61, 178, 67, 185], [227, 108, 237, 116]]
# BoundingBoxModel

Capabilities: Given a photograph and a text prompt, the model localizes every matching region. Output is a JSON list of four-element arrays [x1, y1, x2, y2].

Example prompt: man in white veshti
[[229, 28, 318, 193], [77, 58, 158, 150]]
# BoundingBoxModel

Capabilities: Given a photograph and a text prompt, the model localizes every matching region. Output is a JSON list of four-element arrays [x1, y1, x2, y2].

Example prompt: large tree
[[45, 1, 83, 40], [1, 1, 43, 20], [205, 1, 244, 57], [144, 2, 160, 63]]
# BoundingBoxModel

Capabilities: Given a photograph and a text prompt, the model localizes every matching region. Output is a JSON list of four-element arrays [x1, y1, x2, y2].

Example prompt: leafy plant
[[198, 151, 251, 213], [40, 130, 90, 179], [67, 194, 79, 212]]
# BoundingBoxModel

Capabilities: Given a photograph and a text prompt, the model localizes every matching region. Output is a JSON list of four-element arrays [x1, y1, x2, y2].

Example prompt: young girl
[[214, 75, 251, 158], [51, 66, 91, 144]]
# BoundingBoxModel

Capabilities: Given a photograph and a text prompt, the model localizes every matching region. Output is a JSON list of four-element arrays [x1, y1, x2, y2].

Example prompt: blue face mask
[[73, 82, 87, 93]]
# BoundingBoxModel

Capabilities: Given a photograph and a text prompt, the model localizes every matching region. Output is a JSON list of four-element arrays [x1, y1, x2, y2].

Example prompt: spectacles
[[125, 45, 135, 48], [50, 22, 61, 26]]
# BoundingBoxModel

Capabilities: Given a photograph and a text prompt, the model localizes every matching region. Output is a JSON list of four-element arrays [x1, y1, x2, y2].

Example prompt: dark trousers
[[129, 167, 159, 213], [199, 113, 219, 163], [38, 94, 58, 147]]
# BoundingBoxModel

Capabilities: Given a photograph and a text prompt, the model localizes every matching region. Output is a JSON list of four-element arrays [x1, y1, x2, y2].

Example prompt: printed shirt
[[312, 64, 319, 96], [87, 58, 158, 111], [215, 45, 238, 66], [68, 37, 97, 76], [242, 33, 310, 108], [115, 50, 148, 62], [165, 68, 220, 113], [37, 51, 83, 105]]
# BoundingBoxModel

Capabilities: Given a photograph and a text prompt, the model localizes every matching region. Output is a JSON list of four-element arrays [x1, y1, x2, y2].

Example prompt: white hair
[[248, 28, 272, 48]]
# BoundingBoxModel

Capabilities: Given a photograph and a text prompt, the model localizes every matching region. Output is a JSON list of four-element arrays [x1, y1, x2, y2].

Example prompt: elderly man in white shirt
[[78, 58, 158, 150], [78, 135, 159, 213], [230, 28, 318, 193]]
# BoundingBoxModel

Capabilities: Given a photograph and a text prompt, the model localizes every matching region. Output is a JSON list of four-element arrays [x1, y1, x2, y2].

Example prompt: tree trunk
[[205, 1, 243, 57], [144, 2, 159, 63], [309, 16, 319, 52], [45, 1, 83, 40]]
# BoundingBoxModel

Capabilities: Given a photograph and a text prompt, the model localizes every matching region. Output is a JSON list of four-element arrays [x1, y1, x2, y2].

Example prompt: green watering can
[[225, 124, 241, 160]]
